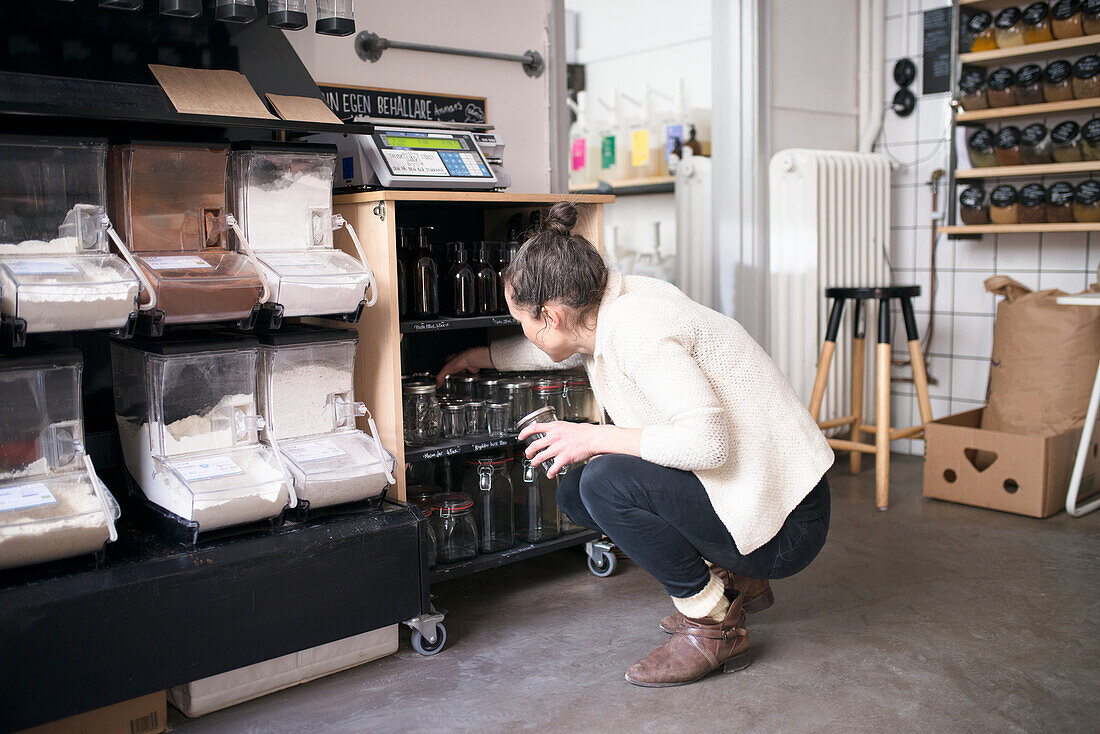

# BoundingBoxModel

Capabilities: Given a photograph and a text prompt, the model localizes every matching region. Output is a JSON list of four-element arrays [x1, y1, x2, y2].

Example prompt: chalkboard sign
[[318, 84, 487, 124], [923, 7, 952, 95]]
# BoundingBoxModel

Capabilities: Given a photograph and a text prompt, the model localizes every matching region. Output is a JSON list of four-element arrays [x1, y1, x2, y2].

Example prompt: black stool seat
[[825, 285, 920, 299]]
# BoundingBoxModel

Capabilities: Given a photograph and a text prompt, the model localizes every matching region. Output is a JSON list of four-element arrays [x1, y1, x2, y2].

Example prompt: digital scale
[[308, 122, 507, 191]]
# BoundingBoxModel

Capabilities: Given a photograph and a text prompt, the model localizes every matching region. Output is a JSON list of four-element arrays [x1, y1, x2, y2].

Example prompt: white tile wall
[[874, 0, 1097, 457]]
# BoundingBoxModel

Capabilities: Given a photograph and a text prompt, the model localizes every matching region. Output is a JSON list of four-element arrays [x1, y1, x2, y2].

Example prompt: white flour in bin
[[285, 433, 391, 508], [0, 236, 80, 256], [263, 362, 353, 439], [0, 257, 138, 332], [0, 473, 112, 570], [242, 168, 331, 252]]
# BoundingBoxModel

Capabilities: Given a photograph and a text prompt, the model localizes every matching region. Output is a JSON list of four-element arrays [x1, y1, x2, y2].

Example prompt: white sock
[[671, 571, 730, 622]]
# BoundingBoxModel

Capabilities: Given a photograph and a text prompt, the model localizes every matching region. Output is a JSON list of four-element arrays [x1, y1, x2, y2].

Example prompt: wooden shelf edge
[[960, 34, 1100, 65], [941, 223, 1100, 234], [956, 97, 1100, 122], [955, 160, 1100, 178]]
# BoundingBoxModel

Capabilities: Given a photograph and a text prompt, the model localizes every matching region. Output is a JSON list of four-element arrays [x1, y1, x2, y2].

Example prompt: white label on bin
[[4, 259, 80, 275], [284, 440, 346, 463], [0, 483, 57, 512], [142, 255, 213, 270], [260, 253, 329, 272], [172, 456, 244, 482]]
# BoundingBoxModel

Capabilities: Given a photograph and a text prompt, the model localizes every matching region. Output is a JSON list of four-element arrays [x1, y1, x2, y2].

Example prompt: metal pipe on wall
[[858, 0, 885, 153]]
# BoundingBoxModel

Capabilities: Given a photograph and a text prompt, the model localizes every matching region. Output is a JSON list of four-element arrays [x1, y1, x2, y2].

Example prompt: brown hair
[[504, 201, 608, 330]]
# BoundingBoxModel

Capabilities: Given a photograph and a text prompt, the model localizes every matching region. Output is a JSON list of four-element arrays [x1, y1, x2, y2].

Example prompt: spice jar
[[1074, 179, 1100, 221], [403, 383, 442, 447], [512, 452, 561, 543], [462, 452, 515, 553], [1014, 64, 1045, 105], [563, 375, 596, 422], [1023, 2, 1055, 43], [989, 184, 1021, 224], [441, 400, 467, 439], [1083, 118, 1100, 159], [1073, 55, 1100, 97], [430, 492, 478, 563], [1052, 0, 1084, 38], [959, 187, 990, 225], [532, 376, 566, 417], [1047, 181, 1077, 221], [959, 69, 988, 110], [1045, 60, 1075, 101], [1085, 0, 1100, 33], [986, 68, 1017, 107], [967, 127, 998, 168], [966, 11, 997, 52], [498, 379, 533, 429], [994, 7, 1027, 47], [1019, 184, 1049, 223], [995, 126, 1024, 166], [1020, 123, 1053, 164], [1052, 120, 1084, 161]]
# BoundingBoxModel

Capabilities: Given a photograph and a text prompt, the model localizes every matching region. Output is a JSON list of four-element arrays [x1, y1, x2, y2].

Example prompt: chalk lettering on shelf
[[491, 316, 515, 326], [411, 320, 449, 331]]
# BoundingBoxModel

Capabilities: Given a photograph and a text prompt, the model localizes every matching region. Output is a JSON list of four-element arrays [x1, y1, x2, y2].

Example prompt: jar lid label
[[1020, 184, 1047, 206], [1074, 55, 1100, 79], [1076, 180, 1100, 205], [995, 7, 1023, 27], [1021, 123, 1048, 145], [1015, 64, 1042, 87], [1046, 60, 1072, 83], [959, 69, 986, 94], [1084, 118, 1100, 142], [1023, 2, 1050, 24], [990, 185, 1019, 207], [987, 68, 1015, 90], [968, 127, 996, 150], [960, 187, 986, 208], [1048, 182, 1076, 205], [1052, 120, 1081, 144], [1086, 0, 1100, 14], [996, 126, 1021, 149], [1052, 0, 1079, 20], [967, 10, 993, 32]]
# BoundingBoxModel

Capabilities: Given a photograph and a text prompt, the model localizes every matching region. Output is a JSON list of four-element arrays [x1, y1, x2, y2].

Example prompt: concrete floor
[[168, 455, 1100, 733]]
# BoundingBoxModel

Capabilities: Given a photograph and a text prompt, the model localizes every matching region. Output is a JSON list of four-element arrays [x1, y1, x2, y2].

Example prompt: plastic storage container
[[959, 187, 989, 225], [430, 492, 477, 563], [111, 334, 292, 532], [229, 143, 375, 320], [107, 142, 264, 326], [0, 350, 119, 571], [256, 327, 394, 510], [462, 452, 514, 553], [1047, 181, 1077, 221], [1019, 184, 1048, 222], [0, 137, 139, 336], [512, 452, 560, 544]]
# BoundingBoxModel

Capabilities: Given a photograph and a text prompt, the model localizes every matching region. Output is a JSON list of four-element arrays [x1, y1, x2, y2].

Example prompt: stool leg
[[901, 297, 933, 426], [809, 297, 846, 422], [875, 298, 892, 510], [849, 299, 866, 474]]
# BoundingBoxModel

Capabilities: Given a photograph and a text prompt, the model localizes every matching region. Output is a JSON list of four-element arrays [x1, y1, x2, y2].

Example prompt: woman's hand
[[436, 346, 493, 387], [520, 421, 604, 478]]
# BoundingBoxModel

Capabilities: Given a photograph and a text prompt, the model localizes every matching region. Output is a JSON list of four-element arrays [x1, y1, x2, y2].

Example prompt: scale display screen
[[354, 126, 501, 190], [385, 136, 463, 150]]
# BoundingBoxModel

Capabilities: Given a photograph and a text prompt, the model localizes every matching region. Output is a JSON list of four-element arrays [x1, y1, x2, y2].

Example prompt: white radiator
[[674, 152, 715, 309], [768, 149, 891, 427]]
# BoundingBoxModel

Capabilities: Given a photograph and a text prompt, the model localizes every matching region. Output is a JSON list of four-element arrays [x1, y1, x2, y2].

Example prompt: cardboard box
[[923, 408, 1100, 517], [19, 692, 166, 734]]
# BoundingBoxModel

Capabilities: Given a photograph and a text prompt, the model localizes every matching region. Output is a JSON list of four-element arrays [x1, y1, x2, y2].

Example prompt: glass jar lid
[[1021, 123, 1049, 146], [465, 398, 486, 407], [499, 379, 534, 389], [968, 127, 996, 152], [441, 401, 466, 412], [431, 492, 474, 514], [959, 69, 986, 94], [1023, 2, 1051, 24], [1083, 118, 1100, 143], [403, 383, 439, 395], [1046, 60, 1072, 84], [515, 405, 557, 432], [967, 10, 993, 33], [1020, 184, 1047, 207], [1048, 181, 1076, 205], [478, 377, 501, 387], [987, 68, 1015, 91], [996, 126, 1022, 149], [995, 7, 1023, 27], [534, 377, 565, 390], [566, 376, 591, 387], [1052, 0, 1079, 20], [990, 185, 1019, 208], [486, 401, 511, 409], [456, 374, 479, 385], [1015, 64, 1043, 88], [1052, 120, 1081, 145], [1075, 180, 1100, 205], [959, 187, 987, 209], [1074, 55, 1100, 80]]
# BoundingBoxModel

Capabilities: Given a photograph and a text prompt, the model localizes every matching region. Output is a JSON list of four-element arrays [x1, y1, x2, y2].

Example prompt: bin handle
[[106, 224, 157, 312], [225, 214, 273, 305], [77, 442, 118, 543], [337, 216, 379, 308], [363, 407, 396, 485]]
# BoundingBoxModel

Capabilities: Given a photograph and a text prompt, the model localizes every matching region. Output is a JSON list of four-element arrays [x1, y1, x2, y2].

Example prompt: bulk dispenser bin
[[256, 326, 395, 511], [107, 141, 265, 331], [111, 334, 292, 535], [0, 349, 120, 570], [229, 142, 376, 324], [0, 137, 139, 340]]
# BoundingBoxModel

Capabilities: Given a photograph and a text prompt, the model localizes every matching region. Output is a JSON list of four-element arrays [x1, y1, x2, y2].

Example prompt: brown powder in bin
[[1023, 2, 1055, 42], [995, 126, 1024, 165], [989, 185, 1020, 225], [1052, 0, 1084, 38], [1019, 184, 1048, 223], [1044, 60, 1075, 101], [1046, 181, 1077, 221]]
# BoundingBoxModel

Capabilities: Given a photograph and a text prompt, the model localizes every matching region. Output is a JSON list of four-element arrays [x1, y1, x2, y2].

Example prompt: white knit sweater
[[490, 271, 834, 555]]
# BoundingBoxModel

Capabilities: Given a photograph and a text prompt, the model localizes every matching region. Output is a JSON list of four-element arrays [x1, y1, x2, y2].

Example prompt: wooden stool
[[808, 286, 933, 510]]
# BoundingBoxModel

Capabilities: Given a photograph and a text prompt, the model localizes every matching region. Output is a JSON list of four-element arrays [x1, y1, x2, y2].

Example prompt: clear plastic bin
[[0, 137, 139, 333], [108, 142, 263, 325], [0, 350, 119, 569], [279, 430, 393, 508], [229, 143, 372, 317]]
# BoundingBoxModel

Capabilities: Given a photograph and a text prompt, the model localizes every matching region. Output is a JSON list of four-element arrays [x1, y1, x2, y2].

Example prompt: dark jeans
[[557, 454, 830, 599]]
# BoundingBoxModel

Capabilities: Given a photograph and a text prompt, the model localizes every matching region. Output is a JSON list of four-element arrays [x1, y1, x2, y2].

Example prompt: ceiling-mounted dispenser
[[316, 0, 355, 36], [268, 0, 308, 30]]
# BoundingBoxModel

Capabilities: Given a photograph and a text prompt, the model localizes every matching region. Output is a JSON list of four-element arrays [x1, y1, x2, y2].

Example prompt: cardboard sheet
[[265, 94, 343, 125], [148, 64, 275, 120]]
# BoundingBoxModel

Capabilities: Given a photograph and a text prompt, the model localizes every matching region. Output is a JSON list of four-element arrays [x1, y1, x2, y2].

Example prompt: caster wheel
[[410, 624, 447, 656], [587, 551, 617, 577]]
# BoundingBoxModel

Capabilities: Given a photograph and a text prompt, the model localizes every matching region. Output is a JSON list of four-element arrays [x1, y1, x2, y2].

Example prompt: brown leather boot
[[626, 593, 750, 687], [658, 570, 774, 633]]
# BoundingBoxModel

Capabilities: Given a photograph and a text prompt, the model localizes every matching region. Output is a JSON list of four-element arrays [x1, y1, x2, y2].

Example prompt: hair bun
[[544, 201, 578, 236]]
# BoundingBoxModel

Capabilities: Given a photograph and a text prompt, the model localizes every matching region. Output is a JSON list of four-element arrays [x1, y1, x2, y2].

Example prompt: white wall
[[284, 0, 558, 194]]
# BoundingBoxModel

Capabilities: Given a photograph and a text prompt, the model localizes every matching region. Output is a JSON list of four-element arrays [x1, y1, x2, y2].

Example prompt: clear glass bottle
[[403, 383, 442, 447], [967, 128, 998, 168], [959, 69, 988, 111], [1020, 123, 1053, 164], [1044, 60, 1075, 102], [994, 7, 1026, 47], [959, 187, 989, 226], [989, 184, 1020, 225], [1073, 54, 1100, 98], [1014, 64, 1045, 105], [986, 68, 1017, 107], [1052, 0, 1084, 38], [512, 452, 561, 543], [396, 227, 410, 318], [411, 226, 439, 318], [1074, 179, 1100, 221], [473, 242, 500, 315], [1082, 117, 1100, 159], [498, 241, 518, 309], [1019, 184, 1048, 223], [1046, 181, 1077, 222], [430, 492, 478, 563], [462, 452, 515, 553], [1023, 2, 1055, 43], [443, 242, 475, 317], [1052, 120, 1084, 162]]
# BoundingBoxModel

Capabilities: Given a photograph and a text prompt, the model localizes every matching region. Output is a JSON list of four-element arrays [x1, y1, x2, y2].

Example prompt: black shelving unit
[[400, 314, 517, 333], [406, 433, 522, 462], [430, 530, 602, 583]]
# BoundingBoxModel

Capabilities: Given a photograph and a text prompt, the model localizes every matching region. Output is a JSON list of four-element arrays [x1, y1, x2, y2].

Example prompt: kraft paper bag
[[983, 275, 1100, 436]]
